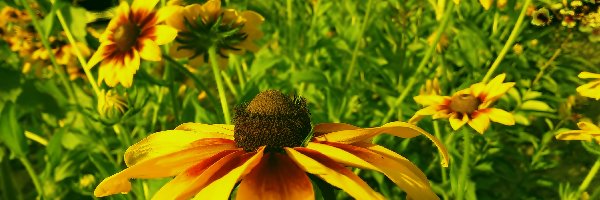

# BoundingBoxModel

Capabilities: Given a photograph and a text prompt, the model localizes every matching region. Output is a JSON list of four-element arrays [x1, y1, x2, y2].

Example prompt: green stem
[[578, 158, 600, 195], [344, 0, 373, 84], [481, 0, 531, 83], [382, 2, 454, 124], [165, 65, 181, 124], [165, 56, 220, 115], [221, 71, 239, 98], [21, 0, 77, 102], [208, 46, 232, 124], [234, 58, 246, 90], [456, 129, 472, 200], [18, 157, 43, 198]]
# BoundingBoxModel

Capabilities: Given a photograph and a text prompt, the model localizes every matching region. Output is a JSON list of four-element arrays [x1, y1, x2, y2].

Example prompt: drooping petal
[[151, 150, 243, 200], [94, 140, 237, 197], [314, 121, 449, 167], [449, 113, 468, 131], [467, 111, 490, 134], [174, 123, 235, 136], [192, 148, 264, 200], [285, 147, 384, 200], [306, 142, 439, 200], [139, 39, 162, 61], [485, 108, 515, 125], [312, 123, 360, 137], [236, 153, 314, 200], [152, 25, 178, 45]]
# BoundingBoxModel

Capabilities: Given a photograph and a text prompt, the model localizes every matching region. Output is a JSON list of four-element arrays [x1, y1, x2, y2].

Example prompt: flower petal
[[118, 50, 140, 88], [576, 80, 600, 100], [157, 6, 180, 23], [86, 43, 110, 70], [170, 42, 195, 58], [314, 121, 449, 167], [132, 0, 159, 12], [306, 142, 439, 200], [236, 153, 314, 200], [485, 108, 515, 125], [139, 39, 162, 61], [165, 6, 186, 31], [555, 130, 599, 142], [174, 123, 235, 136], [449, 113, 468, 131], [285, 147, 384, 200], [467, 111, 490, 134], [192, 148, 264, 200], [94, 139, 237, 197], [152, 25, 178, 45], [578, 122, 600, 131], [313, 123, 360, 137], [414, 95, 449, 106], [409, 105, 441, 124], [579, 72, 600, 79]]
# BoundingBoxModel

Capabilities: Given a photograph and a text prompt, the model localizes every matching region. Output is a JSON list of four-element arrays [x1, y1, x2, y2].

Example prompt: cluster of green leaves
[[0, 0, 599, 199]]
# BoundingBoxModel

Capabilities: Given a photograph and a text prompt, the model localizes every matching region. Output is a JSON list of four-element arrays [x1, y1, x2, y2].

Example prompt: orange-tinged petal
[[174, 123, 235, 136], [124, 130, 234, 167], [579, 72, 600, 79], [86, 43, 110, 69], [201, 0, 221, 20], [152, 25, 178, 45], [470, 83, 486, 98], [313, 123, 360, 137], [467, 112, 490, 134], [132, 0, 159, 12], [105, 2, 130, 34], [236, 153, 314, 200], [285, 147, 384, 200], [165, 6, 186, 31], [151, 150, 242, 200], [306, 142, 439, 200], [315, 121, 449, 167], [578, 122, 600, 131], [189, 55, 207, 67], [139, 39, 162, 61], [170, 42, 195, 58], [449, 113, 468, 131], [485, 108, 515, 125], [193, 148, 264, 200], [94, 140, 237, 197]]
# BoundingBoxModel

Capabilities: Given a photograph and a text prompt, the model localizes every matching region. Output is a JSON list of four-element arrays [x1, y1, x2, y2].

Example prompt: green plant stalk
[[51, 0, 102, 97], [578, 158, 600, 195], [165, 56, 220, 115], [481, 0, 531, 83], [234, 57, 246, 90], [208, 46, 232, 124], [222, 71, 239, 98], [20, 0, 77, 102], [456, 129, 472, 200], [164, 61, 181, 124], [344, 0, 373, 84], [18, 157, 43, 198], [381, 2, 454, 124]]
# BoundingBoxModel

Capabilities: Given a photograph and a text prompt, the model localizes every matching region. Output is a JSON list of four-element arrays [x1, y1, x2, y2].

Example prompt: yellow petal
[[468, 112, 490, 134], [479, 0, 493, 10], [314, 121, 449, 167], [170, 42, 195, 58], [132, 0, 159, 12], [124, 130, 234, 167], [236, 153, 314, 200], [313, 123, 360, 137], [193, 148, 264, 200], [306, 142, 439, 200], [119, 50, 140, 88], [175, 123, 235, 136], [165, 6, 186, 31], [201, 0, 222, 21], [449, 113, 468, 131], [151, 149, 243, 200], [152, 25, 178, 45], [486, 108, 515, 125], [576, 81, 600, 100], [470, 83, 486, 98], [578, 122, 600, 131], [86, 43, 110, 70], [414, 95, 448, 106], [555, 130, 597, 142], [579, 72, 600, 79], [105, 2, 130, 33], [157, 6, 180, 23], [285, 147, 384, 200], [94, 140, 237, 197], [139, 39, 162, 61], [409, 105, 441, 124]]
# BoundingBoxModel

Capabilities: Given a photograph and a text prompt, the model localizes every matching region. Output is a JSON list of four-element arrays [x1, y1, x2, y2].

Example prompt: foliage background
[[0, 0, 600, 199]]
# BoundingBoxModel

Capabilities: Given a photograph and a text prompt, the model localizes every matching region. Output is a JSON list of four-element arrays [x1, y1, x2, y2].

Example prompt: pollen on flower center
[[234, 90, 312, 152], [449, 93, 480, 114], [113, 22, 140, 52]]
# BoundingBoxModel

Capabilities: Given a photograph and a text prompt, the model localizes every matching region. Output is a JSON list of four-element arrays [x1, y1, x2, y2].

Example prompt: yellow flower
[[97, 89, 128, 119], [555, 121, 600, 143], [94, 90, 449, 200], [410, 74, 516, 134], [166, 0, 264, 68], [87, 0, 178, 88], [576, 72, 600, 100]]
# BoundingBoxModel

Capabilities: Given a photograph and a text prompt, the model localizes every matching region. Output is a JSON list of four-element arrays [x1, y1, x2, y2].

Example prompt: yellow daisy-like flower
[[87, 0, 178, 88], [166, 0, 264, 68], [576, 72, 600, 100], [555, 121, 600, 143], [410, 74, 516, 134], [94, 90, 449, 200]]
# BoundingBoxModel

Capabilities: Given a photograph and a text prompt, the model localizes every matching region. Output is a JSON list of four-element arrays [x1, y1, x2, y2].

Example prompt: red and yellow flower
[[410, 74, 516, 134], [87, 0, 178, 87]]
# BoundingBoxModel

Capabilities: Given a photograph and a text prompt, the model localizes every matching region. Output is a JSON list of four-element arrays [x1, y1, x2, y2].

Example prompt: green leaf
[[46, 131, 64, 168], [521, 100, 554, 112], [61, 6, 89, 45], [61, 132, 91, 150], [0, 102, 28, 157]]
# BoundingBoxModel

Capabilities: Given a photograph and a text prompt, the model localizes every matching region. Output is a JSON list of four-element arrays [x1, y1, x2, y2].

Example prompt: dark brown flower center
[[449, 93, 480, 114], [113, 22, 140, 52], [234, 90, 312, 152]]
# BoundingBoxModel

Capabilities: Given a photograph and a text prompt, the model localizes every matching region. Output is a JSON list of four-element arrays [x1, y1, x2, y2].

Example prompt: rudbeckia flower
[[555, 121, 600, 143], [531, 7, 552, 26], [576, 72, 600, 100], [94, 90, 449, 200], [166, 0, 264, 68], [87, 0, 178, 87], [410, 74, 516, 134]]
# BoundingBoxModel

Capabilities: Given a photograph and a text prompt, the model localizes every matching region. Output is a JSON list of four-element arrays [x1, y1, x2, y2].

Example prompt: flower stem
[[381, 1, 454, 124], [20, 0, 77, 102], [208, 46, 232, 124], [456, 129, 472, 200], [481, 0, 531, 83], [344, 0, 373, 84], [578, 158, 600, 195], [18, 157, 43, 198]]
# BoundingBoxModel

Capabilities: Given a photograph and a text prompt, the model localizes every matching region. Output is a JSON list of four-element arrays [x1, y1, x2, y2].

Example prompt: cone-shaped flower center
[[113, 22, 140, 52], [234, 90, 312, 152], [449, 93, 480, 114]]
